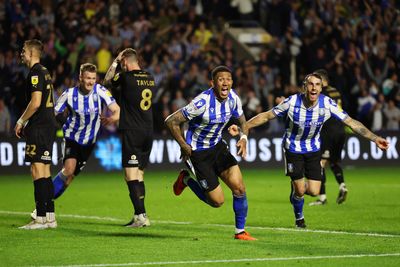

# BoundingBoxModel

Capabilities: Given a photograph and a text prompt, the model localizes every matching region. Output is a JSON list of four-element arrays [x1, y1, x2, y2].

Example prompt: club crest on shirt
[[295, 107, 300, 113], [229, 99, 234, 109], [210, 107, 214, 113], [195, 99, 205, 108], [319, 109, 325, 116], [31, 75, 39, 85], [113, 73, 120, 81]]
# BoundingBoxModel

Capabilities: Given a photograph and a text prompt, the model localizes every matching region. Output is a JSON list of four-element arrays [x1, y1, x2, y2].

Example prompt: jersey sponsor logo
[[128, 154, 138, 165], [31, 75, 39, 85], [210, 115, 230, 124], [41, 150, 51, 161], [105, 90, 112, 97], [84, 107, 99, 114], [296, 120, 324, 127]]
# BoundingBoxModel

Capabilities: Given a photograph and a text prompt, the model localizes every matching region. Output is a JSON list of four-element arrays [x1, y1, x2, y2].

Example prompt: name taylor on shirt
[[136, 79, 155, 86]]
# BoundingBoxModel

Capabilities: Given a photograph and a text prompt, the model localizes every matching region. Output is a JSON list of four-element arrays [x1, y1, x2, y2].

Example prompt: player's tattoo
[[237, 115, 248, 136], [349, 119, 377, 141], [104, 64, 117, 87]]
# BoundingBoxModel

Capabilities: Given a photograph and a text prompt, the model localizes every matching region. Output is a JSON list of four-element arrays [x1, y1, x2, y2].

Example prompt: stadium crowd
[[1, 0, 400, 137]]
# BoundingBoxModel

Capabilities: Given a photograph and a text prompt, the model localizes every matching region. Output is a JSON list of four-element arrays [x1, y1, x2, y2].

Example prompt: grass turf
[[0, 167, 399, 266]]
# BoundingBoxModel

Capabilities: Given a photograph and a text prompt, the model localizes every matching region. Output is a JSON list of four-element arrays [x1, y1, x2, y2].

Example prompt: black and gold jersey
[[322, 85, 345, 132], [25, 63, 57, 129], [112, 70, 156, 130]]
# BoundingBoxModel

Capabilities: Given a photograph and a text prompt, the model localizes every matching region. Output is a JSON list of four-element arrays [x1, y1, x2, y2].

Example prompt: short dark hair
[[24, 39, 43, 55], [211, 65, 232, 80], [80, 63, 97, 75], [121, 48, 138, 62], [313, 69, 329, 84], [303, 73, 323, 90]]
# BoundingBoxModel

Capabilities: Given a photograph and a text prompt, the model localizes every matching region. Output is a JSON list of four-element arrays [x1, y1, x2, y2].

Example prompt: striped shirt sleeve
[[327, 97, 348, 121], [181, 96, 207, 120], [231, 91, 243, 118], [273, 95, 292, 117], [54, 89, 69, 114], [98, 85, 116, 106]]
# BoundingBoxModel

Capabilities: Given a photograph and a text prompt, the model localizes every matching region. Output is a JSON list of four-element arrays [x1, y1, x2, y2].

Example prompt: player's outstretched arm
[[343, 117, 389, 150], [165, 110, 192, 158], [236, 114, 248, 159], [246, 109, 276, 130]]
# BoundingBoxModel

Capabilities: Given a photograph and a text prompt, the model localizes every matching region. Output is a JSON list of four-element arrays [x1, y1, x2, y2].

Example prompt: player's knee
[[209, 200, 224, 208], [63, 167, 75, 177], [232, 186, 246, 196], [295, 189, 306, 197], [330, 162, 342, 172], [307, 187, 320, 196]]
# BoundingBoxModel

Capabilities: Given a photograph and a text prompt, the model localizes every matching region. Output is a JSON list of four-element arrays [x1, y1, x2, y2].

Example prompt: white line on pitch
[[37, 253, 400, 267], [2, 210, 399, 238]]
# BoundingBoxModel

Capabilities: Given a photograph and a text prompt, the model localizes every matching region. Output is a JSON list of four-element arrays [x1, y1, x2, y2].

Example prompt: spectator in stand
[[384, 99, 400, 130], [0, 97, 11, 137]]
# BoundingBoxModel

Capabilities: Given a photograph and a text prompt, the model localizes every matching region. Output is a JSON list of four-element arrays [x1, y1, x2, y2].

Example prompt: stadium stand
[[0, 0, 399, 135]]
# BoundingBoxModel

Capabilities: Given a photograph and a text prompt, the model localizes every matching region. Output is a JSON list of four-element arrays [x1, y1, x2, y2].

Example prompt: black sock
[[127, 180, 146, 215], [34, 178, 47, 217], [330, 163, 344, 184], [46, 176, 55, 212], [320, 169, 326, 195]]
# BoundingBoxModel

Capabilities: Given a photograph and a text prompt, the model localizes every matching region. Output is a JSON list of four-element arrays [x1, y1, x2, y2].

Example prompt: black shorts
[[284, 150, 322, 181], [320, 130, 346, 162], [121, 129, 153, 169], [24, 127, 56, 164], [63, 139, 95, 176], [190, 141, 238, 192]]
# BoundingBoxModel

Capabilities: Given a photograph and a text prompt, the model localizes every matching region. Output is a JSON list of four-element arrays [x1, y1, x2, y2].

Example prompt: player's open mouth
[[221, 88, 229, 96]]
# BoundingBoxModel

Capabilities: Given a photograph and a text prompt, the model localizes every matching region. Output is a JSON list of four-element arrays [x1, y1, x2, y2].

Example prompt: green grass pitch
[[1, 167, 399, 266]]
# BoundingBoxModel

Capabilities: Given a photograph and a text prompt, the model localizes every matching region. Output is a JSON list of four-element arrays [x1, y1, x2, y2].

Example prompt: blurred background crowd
[[1, 0, 400, 137]]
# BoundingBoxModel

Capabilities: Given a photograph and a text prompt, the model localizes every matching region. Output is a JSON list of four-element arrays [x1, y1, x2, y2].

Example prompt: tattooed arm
[[165, 110, 192, 158], [104, 51, 123, 88], [233, 114, 248, 159], [228, 109, 277, 137], [343, 117, 389, 150]]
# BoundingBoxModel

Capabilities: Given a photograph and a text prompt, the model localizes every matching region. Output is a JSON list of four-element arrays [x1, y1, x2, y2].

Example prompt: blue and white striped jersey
[[55, 83, 115, 145], [273, 93, 348, 153], [181, 88, 243, 151]]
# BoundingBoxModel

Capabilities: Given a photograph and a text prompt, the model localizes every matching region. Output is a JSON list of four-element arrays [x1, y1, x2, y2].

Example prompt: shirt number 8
[[140, 88, 152, 111]]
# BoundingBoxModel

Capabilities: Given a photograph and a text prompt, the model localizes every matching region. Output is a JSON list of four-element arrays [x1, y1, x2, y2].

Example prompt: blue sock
[[291, 194, 304, 220], [233, 193, 248, 230], [53, 171, 67, 199], [186, 178, 208, 204]]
